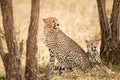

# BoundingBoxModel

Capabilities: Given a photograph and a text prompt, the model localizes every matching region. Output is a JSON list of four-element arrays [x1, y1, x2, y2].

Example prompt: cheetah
[[85, 40, 115, 74], [85, 39, 102, 67], [43, 17, 92, 79]]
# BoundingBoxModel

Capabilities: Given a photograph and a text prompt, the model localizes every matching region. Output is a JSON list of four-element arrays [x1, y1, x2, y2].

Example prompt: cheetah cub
[[43, 17, 92, 79], [85, 40, 115, 74], [85, 39, 102, 67]]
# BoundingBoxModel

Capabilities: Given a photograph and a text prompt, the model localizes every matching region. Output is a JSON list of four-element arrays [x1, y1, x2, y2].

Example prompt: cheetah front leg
[[95, 52, 103, 68], [45, 49, 55, 79]]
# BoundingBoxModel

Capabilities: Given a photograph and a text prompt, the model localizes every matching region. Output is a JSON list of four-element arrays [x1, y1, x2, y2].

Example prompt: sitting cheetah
[[85, 39, 102, 67], [43, 17, 92, 79], [85, 40, 115, 74]]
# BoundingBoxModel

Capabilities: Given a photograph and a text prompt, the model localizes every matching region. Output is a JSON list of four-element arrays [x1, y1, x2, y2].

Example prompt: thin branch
[[0, 36, 4, 57], [0, 28, 5, 39], [16, 40, 24, 59], [19, 39, 23, 54], [0, 36, 7, 60]]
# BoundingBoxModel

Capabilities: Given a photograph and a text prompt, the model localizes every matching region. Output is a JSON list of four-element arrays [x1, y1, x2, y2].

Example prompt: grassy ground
[[0, 65, 120, 80], [0, 76, 6, 80], [38, 65, 120, 80]]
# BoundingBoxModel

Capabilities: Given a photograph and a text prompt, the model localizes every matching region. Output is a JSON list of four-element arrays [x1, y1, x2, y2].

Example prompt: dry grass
[[38, 65, 120, 80], [0, 0, 120, 80]]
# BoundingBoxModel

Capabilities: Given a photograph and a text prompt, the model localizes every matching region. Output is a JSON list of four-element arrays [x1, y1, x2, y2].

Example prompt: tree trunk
[[110, 0, 120, 44], [96, 0, 120, 66], [0, 0, 23, 80], [25, 0, 39, 80]]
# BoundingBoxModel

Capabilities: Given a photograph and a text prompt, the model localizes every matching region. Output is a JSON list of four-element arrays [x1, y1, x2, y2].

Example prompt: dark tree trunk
[[96, 0, 120, 67], [110, 0, 120, 43], [25, 0, 39, 80], [0, 0, 23, 80]]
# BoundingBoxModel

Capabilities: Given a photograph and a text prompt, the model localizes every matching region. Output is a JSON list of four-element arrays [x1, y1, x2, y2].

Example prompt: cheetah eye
[[57, 24, 59, 26]]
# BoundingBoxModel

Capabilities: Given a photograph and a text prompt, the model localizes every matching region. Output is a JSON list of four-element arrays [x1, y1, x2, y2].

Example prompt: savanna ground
[[0, 0, 120, 80]]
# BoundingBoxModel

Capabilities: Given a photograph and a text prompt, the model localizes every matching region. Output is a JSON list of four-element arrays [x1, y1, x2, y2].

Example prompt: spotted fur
[[85, 39, 102, 67], [43, 17, 92, 78]]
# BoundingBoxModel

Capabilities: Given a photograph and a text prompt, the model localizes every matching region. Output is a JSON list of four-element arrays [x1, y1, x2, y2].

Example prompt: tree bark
[[110, 0, 120, 43], [25, 0, 39, 80], [0, 0, 23, 80], [96, 0, 120, 66]]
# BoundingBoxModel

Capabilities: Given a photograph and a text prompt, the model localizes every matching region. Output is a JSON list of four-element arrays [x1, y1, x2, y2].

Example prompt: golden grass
[[38, 66, 120, 80]]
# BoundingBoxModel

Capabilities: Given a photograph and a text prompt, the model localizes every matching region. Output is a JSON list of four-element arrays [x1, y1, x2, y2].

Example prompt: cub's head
[[85, 39, 99, 51], [43, 17, 60, 33]]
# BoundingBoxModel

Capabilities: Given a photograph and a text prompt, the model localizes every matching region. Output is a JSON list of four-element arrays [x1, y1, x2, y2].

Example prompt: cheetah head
[[85, 39, 99, 51], [43, 17, 60, 32]]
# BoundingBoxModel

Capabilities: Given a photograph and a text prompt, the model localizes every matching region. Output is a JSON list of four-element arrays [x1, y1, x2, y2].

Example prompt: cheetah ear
[[42, 19, 46, 22], [95, 39, 100, 42]]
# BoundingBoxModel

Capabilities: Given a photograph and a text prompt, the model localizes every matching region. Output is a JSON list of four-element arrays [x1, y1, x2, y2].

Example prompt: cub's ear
[[42, 19, 46, 22], [95, 39, 100, 42]]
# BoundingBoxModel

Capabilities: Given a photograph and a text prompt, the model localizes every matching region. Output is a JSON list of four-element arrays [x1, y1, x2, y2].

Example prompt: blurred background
[[0, 0, 112, 77]]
